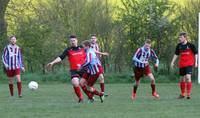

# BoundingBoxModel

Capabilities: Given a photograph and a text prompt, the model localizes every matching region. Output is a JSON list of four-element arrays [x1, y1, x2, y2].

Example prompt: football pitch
[[0, 83, 200, 118]]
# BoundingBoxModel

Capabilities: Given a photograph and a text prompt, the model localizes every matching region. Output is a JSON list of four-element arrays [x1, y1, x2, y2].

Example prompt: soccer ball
[[28, 81, 38, 90]]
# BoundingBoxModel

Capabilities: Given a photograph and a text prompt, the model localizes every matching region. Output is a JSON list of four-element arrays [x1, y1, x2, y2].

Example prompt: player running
[[79, 40, 104, 103], [170, 32, 198, 99], [90, 34, 109, 96], [2, 35, 25, 98], [47, 35, 86, 103], [131, 39, 160, 100]]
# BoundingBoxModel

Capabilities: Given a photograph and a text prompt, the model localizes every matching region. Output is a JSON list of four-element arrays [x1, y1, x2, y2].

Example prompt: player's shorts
[[6, 68, 21, 77], [179, 66, 192, 76], [70, 69, 84, 79], [134, 65, 152, 81]]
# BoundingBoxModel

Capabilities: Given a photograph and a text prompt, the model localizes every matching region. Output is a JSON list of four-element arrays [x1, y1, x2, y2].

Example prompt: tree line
[[0, 0, 200, 75]]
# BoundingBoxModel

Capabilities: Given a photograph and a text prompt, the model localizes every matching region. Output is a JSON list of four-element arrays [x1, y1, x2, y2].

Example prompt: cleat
[[152, 92, 160, 99], [131, 93, 136, 100], [99, 96, 104, 103], [19, 95, 22, 98], [88, 98, 94, 103], [186, 96, 191, 99], [104, 93, 109, 97], [78, 98, 84, 103], [177, 94, 185, 99]]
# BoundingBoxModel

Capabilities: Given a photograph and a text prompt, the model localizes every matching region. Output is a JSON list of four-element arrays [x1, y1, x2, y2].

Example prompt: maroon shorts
[[134, 65, 151, 81], [6, 68, 21, 77]]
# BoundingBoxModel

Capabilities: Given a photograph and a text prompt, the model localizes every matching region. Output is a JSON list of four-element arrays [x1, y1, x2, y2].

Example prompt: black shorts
[[70, 70, 84, 79], [179, 66, 192, 76]]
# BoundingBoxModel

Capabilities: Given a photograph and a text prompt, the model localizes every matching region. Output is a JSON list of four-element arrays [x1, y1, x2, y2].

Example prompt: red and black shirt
[[59, 46, 86, 70], [175, 42, 197, 68]]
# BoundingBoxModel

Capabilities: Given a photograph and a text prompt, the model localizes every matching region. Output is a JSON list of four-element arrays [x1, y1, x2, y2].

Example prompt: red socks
[[73, 86, 83, 100], [17, 82, 22, 96], [151, 84, 156, 94], [100, 83, 105, 93], [9, 84, 14, 96], [81, 85, 93, 99], [186, 82, 192, 97], [180, 81, 186, 96], [133, 85, 138, 95]]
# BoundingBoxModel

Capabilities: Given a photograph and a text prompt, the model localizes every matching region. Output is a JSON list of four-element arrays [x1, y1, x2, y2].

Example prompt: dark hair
[[179, 32, 187, 37], [9, 35, 16, 39], [82, 40, 91, 47], [91, 34, 96, 37], [69, 35, 77, 39]]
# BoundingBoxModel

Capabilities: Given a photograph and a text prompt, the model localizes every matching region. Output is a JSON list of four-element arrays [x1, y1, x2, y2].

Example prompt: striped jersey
[[2, 44, 24, 70], [81, 47, 101, 75], [132, 47, 159, 68], [91, 42, 100, 58]]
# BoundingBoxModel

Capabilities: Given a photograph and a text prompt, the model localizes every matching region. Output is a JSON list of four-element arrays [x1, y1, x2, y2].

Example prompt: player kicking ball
[[131, 39, 160, 100], [79, 40, 104, 103]]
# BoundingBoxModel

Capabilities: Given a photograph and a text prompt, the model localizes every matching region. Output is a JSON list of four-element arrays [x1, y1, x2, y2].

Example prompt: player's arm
[[192, 44, 198, 67], [170, 55, 178, 69], [95, 50, 109, 56], [80, 52, 91, 69], [150, 49, 159, 67], [2, 46, 9, 69], [18, 48, 25, 72], [132, 48, 144, 63], [47, 48, 68, 70], [170, 44, 179, 69]]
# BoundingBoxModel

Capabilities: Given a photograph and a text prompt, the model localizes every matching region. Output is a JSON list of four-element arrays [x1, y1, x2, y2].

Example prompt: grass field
[[0, 83, 200, 118]]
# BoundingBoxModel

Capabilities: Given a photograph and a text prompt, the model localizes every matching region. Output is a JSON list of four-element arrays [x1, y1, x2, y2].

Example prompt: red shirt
[[59, 46, 86, 70], [175, 42, 197, 68]]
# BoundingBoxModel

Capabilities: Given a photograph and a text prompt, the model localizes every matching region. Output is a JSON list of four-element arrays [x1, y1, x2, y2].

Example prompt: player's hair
[[145, 39, 151, 44], [9, 35, 16, 39], [69, 35, 77, 39], [91, 34, 96, 37], [179, 32, 187, 38], [82, 40, 91, 47]]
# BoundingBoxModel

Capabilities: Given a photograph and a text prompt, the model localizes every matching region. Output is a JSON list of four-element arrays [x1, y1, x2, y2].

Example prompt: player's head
[[82, 40, 91, 49], [69, 35, 78, 47], [179, 32, 187, 43], [9, 35, 17, 45], [144, 39, 151, 50], [91, 34, 97, 44]]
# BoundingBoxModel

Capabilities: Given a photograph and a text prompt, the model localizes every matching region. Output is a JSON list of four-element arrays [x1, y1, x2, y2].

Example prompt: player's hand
[[47, 62, 53, 71], [154, 64, 158, 72], [195, 62, 198, 68], [21, 67, 25, 72], [170, 62, 174, 69], [103, 52, 109, 56]]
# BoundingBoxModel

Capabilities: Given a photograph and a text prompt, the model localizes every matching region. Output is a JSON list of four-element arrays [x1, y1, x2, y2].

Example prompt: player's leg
[[79, 77, 93, 99], [15, 68, 22, 97], [185, 66, 192, 99], [71, 77, 83, 102], [147, 73, 159, 99], [179, 67, 186, 98], [132, 67, 142, 100], [99, 74, 105, 94], [6, 70, 14, 97]]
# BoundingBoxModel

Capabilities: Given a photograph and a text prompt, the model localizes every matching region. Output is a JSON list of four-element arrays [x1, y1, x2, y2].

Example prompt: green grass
[[0, 83, 200, 118]]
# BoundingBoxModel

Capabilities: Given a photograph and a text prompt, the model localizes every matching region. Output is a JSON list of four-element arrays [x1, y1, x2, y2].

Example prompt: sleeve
[[132, 48, 144, 63], [191, 44, 198, 55], [59, 48, 69, 60], [81, 52, 91, 68], [175, 44, 179, 55], [150, 49, 159, 65], [2, 46, 9, 68], [18, 48, 24, 68]]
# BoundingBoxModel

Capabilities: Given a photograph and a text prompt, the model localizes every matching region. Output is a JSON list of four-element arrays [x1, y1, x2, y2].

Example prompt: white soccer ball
[[28, 81, 38, 90]]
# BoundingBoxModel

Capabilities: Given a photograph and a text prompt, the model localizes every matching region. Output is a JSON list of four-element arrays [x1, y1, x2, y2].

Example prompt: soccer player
[[170, 32, 198, 99], [79, 40, 104, 103], [90, 34, 109, 96], [131, 39, 160, 100], [47, 35, 86, 103], [2, 35, 25, 98]]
